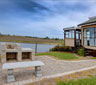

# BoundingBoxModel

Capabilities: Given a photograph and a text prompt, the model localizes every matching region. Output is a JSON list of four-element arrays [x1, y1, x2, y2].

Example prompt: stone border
[[42, 56, 96, 62]]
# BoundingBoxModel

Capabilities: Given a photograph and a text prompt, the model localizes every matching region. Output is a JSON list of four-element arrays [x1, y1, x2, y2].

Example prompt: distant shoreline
[[0, 35, 63, 45], [0, 40, 57, 45]]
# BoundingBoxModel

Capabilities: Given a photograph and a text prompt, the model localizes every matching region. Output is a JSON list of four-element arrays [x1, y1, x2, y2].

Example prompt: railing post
[[35, 43, 37, 53]]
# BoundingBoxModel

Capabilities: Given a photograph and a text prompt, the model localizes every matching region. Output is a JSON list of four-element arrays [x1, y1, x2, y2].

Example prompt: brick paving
[[1, 56, 96, 85]]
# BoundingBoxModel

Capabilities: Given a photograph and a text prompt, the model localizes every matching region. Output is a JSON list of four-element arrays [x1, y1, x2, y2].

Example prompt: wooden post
[[49, 43, 50, 52], [74, 29, 76, 47], [35, 43, 37, 53], [64, 30, 65, 46]]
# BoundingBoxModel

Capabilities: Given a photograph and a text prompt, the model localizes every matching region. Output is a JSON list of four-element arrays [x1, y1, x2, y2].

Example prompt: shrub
[[50, 45, 60, 51], [55, 38, 59, 40], [56, 81, 66, 85], [50, 45, 72, 52], [78, 48, 84, 56]]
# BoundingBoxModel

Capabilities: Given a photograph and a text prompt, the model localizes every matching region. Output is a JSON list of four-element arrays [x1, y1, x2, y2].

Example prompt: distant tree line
[[0, 33, 63, 40], [44, 36, 63, 40]]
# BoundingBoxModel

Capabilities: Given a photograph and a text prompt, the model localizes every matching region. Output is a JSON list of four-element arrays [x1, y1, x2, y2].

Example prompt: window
[[84, 27, 96, 46], [65, 31, 69, 38], [95, 38, 96, 46], [71, 30, 74, 38], [76, 31, 81, 39], [65, 30, 74, 38], [84, 38, 87, 46], [90, 38, 94, 46]]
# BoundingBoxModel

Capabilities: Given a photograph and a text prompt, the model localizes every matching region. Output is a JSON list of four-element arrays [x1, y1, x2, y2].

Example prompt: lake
[[0, 42, 56, 54]]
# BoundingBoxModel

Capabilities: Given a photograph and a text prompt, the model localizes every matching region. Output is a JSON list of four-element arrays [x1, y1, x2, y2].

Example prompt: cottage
[[63, 16, 96, 56], [63, 27, 81, 47], [78, 16, 96, 56]]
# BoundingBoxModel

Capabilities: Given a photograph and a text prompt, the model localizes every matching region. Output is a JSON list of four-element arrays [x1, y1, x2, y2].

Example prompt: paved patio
[[1, 56, 96, 85]]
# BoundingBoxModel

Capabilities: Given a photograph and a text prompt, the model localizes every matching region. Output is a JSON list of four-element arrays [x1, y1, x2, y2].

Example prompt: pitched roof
[[63, 26, 81, 31], [78, 16, 96, 26]]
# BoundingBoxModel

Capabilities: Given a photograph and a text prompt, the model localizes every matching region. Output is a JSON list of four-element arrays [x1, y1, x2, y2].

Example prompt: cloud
[[0, 0, 96, 38], [12, 0, 51, 12]]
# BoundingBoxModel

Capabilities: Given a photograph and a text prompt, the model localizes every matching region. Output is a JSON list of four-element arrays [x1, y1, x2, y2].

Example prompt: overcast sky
[[0, 0, 96, 38]]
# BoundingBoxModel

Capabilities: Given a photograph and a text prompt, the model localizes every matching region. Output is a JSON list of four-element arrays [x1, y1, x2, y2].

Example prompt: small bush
[[56, 81, 66, 85], [50, 45, 72, 52], [50, 45, 60, 51], [78, 48, 84, 56]]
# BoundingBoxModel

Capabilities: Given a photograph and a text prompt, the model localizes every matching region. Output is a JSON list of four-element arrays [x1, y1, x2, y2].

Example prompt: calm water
[[0, 42, 55, 54]]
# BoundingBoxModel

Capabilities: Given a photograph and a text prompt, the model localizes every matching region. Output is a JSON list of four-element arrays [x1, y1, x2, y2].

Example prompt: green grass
[[57, 76, 96, 85], [92, 57, 96, 59], [36, 52, 78, 60]]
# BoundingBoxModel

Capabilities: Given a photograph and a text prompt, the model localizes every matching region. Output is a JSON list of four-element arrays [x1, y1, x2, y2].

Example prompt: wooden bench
[[2, 61, 44, 82]]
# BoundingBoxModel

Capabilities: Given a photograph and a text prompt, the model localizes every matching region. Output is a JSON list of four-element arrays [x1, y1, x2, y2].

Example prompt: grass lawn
[[36, 52, 79, 60], [27, 68, 96, 85], [92, 57, 96, 59], [57, 76, 96, 85]]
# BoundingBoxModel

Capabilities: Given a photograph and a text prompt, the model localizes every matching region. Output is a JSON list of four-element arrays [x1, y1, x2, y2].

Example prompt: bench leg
[[35, 66, 42, 77], [7, 69, 15, 83]]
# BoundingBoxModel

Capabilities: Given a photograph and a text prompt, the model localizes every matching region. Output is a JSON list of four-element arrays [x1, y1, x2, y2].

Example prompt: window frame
[[84, 27, 96, 47]]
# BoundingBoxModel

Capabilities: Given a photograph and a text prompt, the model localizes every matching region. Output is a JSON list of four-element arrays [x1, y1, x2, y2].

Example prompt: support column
[[74, 29, 76, 47], [7, 69, 15, 82], [1, 52, 6, 64], [1, 44, 6, 63], [35, 66, 42, 77], [32, 50, 35, 60], [17, 52, 22, 61]]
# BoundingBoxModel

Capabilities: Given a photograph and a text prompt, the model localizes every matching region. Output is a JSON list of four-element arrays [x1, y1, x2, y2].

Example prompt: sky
[[0, 0, 96, 38]]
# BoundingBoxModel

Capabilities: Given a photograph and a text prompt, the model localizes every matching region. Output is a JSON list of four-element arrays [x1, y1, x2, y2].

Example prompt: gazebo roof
[[63, 26, 81, 31], [78, 16, 96, 26]]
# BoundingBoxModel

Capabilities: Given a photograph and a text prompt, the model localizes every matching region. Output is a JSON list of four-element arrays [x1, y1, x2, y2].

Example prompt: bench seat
[[2, 61, 44, 82]]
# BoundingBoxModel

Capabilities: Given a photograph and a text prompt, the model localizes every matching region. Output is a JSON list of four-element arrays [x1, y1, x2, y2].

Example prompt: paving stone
[[1, 56, 96, 85]]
